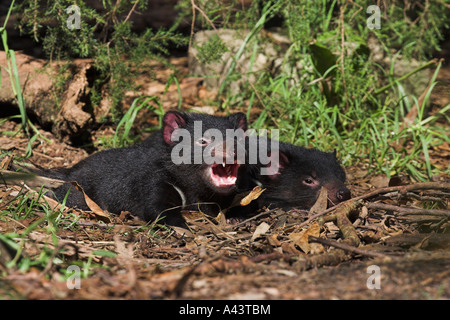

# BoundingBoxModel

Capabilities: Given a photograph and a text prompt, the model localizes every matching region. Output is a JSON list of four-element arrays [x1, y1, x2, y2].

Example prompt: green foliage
[[280, 0, 449, 60], [0, 0, 27, 133], [195, 34, 228, 64], [1, 0, 54, 157], [14, 0, 188, 118], [373, 0, 449, 59], [0, 183, 119, 280], [112, 95, 164, 148], [0, 186, 66, 271]]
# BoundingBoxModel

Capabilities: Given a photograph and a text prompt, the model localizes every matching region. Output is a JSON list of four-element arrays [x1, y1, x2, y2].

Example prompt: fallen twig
[[308, 236, 387, 258], [225, 208, 279, 230], [335, 200, 360, 247], [351, 182, 450, 202], [293, 200, 362, 271], [366, 202, 450, 217], [296, 182, 450, 229]]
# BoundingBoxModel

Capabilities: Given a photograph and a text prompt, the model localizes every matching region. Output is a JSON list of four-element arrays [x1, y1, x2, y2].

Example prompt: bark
[[0, 51, 97, 142]]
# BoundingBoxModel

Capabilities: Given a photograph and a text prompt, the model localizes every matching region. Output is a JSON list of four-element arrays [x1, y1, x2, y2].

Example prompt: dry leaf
[[0, 137, 18, 150], [227, 186, 265, 209], [251, 222, 270, 241], [70, 181, 111, 223], [281, 242, 302, 255], [215, 211, 227, 226], [0, 169, 66, 189], [83, 194, 111, 223], [388, 174, 412, 187], [370, 175, 390, 188], [289, 222, 322, 254], [181, 210, 206, 221], [114, 235, 137, 285], [309, 242, 325, 254], [240, 186, 265, 206], [114, 235, 134, 266], [118, 211, 131, 222], [267, 233, 281, 246], [172, 226, 194, 238], [309, 187, 328, 214], [0, 155, 12, 170]]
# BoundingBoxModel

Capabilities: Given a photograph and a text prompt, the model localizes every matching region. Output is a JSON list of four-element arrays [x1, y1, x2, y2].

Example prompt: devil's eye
[[196, 138, 210, 146], [304, 178, 314, 184]]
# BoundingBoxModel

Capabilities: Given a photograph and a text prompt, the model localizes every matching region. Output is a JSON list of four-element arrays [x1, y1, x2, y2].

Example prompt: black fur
[[235, 139, 351, 212], [39, 111, 248, 226]]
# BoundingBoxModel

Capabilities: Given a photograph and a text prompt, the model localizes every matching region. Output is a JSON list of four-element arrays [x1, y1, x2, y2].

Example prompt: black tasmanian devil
[[37, 111, 248, 226], [235, 138, 351, 212]]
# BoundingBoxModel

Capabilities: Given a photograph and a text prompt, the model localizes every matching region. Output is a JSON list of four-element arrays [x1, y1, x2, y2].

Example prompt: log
[[0, 51, 97, 142]]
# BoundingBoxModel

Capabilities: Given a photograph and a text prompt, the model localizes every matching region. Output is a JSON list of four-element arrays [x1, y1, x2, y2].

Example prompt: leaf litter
[[1, 155, 449, 299]]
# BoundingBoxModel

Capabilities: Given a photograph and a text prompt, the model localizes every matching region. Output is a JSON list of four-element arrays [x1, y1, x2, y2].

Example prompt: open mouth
[[209, 162, 239, 188]]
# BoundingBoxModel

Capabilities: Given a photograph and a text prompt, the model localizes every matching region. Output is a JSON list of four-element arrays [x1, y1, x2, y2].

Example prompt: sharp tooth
[[222, 163, 225, 167]]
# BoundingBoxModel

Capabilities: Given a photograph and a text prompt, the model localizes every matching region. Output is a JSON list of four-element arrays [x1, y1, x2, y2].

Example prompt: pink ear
[[163, 112, 187, 145], [228, 113, 248, 131], [279, 151, 289, 167], [265, 151, 289, 177]]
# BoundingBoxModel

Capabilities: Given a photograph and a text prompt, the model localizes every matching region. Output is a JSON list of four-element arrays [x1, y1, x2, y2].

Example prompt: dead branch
[[225, 208, 279, 230], [308, 236, 387, 258], [293, 200, 362, 271], [366, 202, 450, 217], [335, 200, 360, 247], [297, 182, 450, 229], [293, 247, 349, 271], [249, 252, 298, 263], [352, 182, 450, 202], [384, 233, 450, 250], [0, 52, 96, 141]]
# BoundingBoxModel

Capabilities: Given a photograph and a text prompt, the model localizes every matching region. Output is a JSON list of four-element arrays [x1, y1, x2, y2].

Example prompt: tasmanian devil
[[235, 138, 351, 212], [37, 111, 248, 226]]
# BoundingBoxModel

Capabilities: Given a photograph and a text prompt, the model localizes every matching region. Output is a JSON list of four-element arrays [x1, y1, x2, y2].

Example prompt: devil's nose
[[336, 188, 351, 201]]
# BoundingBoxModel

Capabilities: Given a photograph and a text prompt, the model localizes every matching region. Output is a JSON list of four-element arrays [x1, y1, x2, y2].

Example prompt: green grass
[[0, 184, 120, 281], [112, 95, 164, 148], [215, 7, 449, 182], [242, 62, 449, 181], [0, 0, 27, 133], [0, 0, 53, 157], [0, 187, 65, 271]]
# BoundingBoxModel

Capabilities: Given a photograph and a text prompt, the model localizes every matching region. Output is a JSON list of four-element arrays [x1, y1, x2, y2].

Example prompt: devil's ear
[[263, 150, 290, 177], [227, 112, 248, 131], [332, 149, 338, 158], [162, 111, 188, 145]]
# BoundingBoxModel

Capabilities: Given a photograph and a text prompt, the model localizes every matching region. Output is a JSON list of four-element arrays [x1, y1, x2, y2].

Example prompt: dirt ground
[[1, 52, 449, 301]]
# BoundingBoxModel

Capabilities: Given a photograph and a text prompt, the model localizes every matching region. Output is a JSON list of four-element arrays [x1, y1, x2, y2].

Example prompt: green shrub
[[182, 0, 449, 180], [14, 0, 188, 118]]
